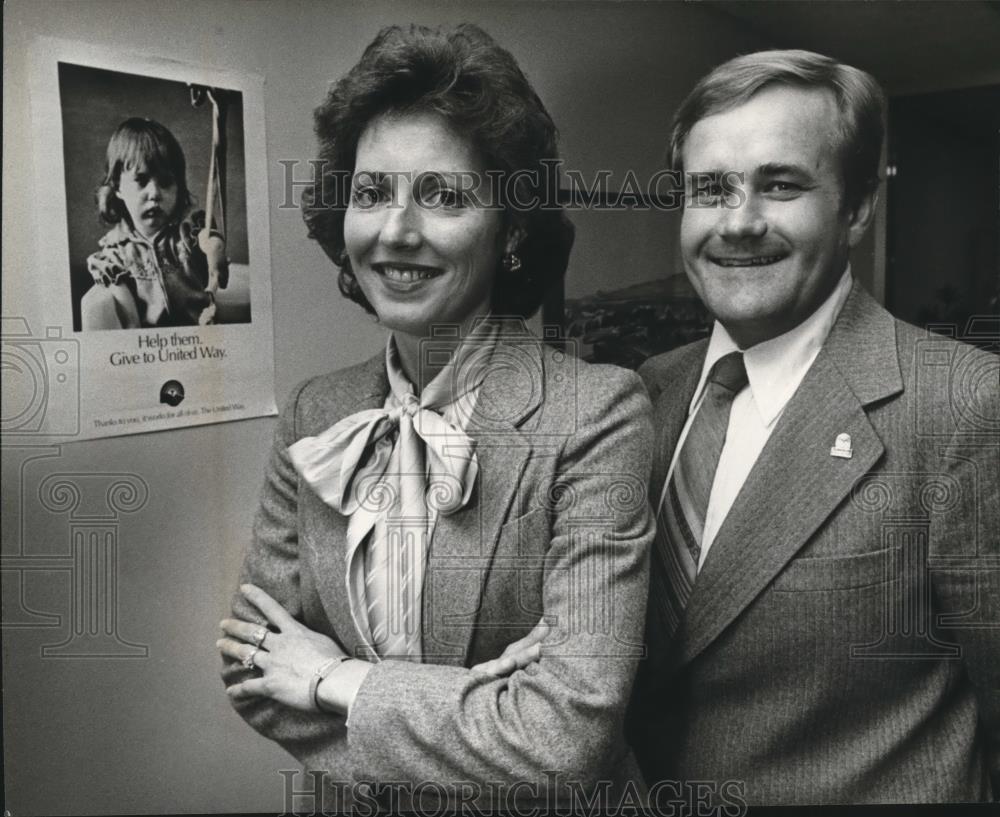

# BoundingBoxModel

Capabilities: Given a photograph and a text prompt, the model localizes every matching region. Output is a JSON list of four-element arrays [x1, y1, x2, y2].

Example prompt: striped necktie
[[650, 351, 748, 642]]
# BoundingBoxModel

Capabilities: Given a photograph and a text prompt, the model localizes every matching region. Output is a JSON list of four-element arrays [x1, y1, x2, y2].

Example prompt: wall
[[2, 2, 772, 814]]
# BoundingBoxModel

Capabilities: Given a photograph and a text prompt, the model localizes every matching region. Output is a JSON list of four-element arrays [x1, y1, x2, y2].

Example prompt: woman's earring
[[502, 252, 522, 274]]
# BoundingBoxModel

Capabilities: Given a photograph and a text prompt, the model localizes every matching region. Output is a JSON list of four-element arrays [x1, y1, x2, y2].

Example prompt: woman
[[218, 24, 653, 811]]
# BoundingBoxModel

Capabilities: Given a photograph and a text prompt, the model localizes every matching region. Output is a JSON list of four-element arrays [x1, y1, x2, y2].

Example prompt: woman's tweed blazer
[[223, 319, 654, 808]]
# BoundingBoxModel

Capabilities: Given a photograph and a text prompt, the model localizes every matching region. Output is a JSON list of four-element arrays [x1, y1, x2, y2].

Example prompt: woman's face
[[344, 111, 510, 339]]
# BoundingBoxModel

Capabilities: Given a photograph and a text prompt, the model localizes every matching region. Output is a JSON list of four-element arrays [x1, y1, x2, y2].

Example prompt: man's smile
[[707, 253, 787, 267]]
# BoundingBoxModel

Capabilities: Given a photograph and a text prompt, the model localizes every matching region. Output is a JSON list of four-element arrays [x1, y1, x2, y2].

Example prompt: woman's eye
[[421, 187, 464, 208], [351, 186, 382, 207]]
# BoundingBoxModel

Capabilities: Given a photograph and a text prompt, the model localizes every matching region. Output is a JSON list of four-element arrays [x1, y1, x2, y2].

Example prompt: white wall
[[2, 2, 773, 814]]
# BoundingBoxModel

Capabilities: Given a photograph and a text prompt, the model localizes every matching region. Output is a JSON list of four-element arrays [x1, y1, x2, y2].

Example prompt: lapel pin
[[830, 432, 853, 459]]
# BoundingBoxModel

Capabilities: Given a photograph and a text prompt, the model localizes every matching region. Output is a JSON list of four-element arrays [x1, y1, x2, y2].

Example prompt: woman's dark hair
[[302, 23, 574, 319], [96, 118, 193, 226]]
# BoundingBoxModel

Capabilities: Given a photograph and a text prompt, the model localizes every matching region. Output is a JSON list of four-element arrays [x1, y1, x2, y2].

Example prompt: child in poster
[[83, 117, 228, 329]]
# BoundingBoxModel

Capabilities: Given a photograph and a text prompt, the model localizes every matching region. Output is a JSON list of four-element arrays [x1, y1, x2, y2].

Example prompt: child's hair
[[96, 117, 193, 225]]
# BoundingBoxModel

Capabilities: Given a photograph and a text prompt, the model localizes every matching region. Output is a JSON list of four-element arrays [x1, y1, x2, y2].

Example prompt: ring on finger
[[253, 626, 268, 648], [243, 646, 260, 670]]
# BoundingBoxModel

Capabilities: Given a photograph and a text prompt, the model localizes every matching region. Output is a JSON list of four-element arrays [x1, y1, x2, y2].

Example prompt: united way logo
[[159, 380, 185, 406]]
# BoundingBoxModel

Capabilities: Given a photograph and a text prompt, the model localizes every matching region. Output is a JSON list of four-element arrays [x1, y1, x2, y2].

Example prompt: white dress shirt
[[665, 268, 854, 571]]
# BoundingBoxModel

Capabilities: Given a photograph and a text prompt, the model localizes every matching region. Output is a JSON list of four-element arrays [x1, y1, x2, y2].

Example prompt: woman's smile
[[372, 262, 446, 289]]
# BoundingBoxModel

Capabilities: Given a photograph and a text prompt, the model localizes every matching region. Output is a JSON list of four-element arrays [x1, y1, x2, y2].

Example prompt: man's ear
[[847, 188, 878, 249]]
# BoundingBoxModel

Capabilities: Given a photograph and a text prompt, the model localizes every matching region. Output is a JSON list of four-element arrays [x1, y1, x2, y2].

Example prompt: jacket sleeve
[[220, 379, 351, 777], [636, 358, 662, 404], [345, 368, 655, 789], [929, 344, 1000, 797]]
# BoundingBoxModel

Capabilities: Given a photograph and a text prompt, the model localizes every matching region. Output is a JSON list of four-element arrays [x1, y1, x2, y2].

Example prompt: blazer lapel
[[421, 320, 544, 666], [672, 284, 903, 668], [303, 353, 389, 657]]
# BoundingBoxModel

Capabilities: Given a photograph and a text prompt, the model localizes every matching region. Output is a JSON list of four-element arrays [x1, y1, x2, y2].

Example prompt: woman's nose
[[717, 194, 767, 240], [378, 197, 422, 249], [144, 180, 162, 200]]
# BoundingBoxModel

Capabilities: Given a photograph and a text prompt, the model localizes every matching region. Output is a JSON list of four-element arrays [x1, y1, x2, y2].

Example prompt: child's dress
[[87, 211, 228, 327]]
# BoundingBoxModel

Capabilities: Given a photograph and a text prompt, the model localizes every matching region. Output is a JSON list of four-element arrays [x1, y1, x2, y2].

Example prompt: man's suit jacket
[[222, 321, 654, 809], [631, 284, 999, 805]]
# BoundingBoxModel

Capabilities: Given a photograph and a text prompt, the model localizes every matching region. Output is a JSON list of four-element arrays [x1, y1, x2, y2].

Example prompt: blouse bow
[[287, 390, 478, 519]]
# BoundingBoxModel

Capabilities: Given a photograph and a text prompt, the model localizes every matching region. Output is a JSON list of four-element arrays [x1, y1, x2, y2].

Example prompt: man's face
[[679, 84, 874, 348]]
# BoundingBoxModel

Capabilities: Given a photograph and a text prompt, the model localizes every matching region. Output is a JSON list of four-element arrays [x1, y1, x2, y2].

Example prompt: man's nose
[[717, 194, 766, 240], [143, 179, 162, 200]]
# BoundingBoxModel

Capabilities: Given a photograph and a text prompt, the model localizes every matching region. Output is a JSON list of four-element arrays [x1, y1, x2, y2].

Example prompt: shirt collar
[[693, 266, 854, 427], [104, 218, 168, 248], [385, 317, 502, 411]]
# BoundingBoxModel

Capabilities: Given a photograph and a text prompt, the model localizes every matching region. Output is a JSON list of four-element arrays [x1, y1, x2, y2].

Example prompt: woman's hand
[[470, 618, 550, 677], [218, 584, 346, 711]]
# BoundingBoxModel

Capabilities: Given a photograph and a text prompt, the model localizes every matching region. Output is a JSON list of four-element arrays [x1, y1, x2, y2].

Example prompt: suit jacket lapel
[[421, 321, 543, 666], [645, 341, 707, 502], [672, 284, 903, 668]]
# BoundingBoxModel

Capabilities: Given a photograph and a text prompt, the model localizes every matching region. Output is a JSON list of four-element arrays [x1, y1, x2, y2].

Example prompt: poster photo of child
[[23, 39, 275, 441], [57, 62, 252, 331]]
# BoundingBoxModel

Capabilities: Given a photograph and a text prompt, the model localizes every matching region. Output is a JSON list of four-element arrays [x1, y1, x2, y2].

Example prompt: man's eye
[[686, 184, 723, 204], [765, 181, 801, 195]]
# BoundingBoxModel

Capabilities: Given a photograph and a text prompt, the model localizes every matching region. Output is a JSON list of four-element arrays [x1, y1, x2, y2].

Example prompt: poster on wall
[[21, 37, 276, 441]]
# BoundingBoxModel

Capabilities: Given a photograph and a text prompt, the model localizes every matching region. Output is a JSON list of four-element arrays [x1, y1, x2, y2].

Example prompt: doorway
[[886, 85, 1000, 340]]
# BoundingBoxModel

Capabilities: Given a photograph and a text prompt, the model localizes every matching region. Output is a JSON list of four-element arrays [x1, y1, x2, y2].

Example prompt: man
[[629, 50, 999, 804]]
